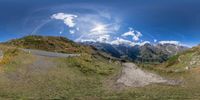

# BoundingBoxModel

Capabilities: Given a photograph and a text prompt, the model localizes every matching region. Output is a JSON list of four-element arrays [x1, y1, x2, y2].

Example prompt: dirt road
[[117, 63, 179, 87]]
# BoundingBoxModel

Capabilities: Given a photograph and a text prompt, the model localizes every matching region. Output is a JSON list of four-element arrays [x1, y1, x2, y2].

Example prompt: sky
[[0, 0, 200, 47]]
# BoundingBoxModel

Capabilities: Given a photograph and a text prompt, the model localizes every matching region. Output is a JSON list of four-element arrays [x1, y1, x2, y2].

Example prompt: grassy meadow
[[0, 45, 200, 99]]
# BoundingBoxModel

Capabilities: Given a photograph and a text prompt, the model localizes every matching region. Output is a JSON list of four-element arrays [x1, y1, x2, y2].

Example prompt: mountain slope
[[0, 44, 122, 99], [4, 35, 92, 53], [1, 36, 200, 99], [162, 45, 200, 72], [83, 42, 188, 63]]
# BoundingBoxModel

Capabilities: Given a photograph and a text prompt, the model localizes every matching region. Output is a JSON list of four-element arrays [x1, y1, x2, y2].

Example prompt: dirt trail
[[117, 63, 179, 87]]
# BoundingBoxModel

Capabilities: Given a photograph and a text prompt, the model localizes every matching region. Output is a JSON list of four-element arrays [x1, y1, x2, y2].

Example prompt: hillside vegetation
[[1, 45, 200, 99], [0, 44, 123, 99], [4, 35, 92, 53], [159, 46, 200, 72], [1, 36, 200, 99]]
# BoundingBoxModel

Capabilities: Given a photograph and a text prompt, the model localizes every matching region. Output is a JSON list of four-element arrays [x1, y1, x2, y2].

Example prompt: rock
[[185, 66, 189, 70]]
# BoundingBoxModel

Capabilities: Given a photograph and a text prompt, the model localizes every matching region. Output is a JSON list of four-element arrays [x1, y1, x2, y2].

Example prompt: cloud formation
[[111, 37, 150, 46], [97, 35, 110, 43], [159, 41, 180, 45], [69, 30, 75, 34], [51, 13, 78, 28], [50, 13, 184, 47], [78, 34, 110, 43], [122, 27, 142, 41]]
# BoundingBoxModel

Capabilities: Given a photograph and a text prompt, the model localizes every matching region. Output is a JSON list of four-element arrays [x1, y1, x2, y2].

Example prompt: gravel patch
[[117, 63, 179, 87]]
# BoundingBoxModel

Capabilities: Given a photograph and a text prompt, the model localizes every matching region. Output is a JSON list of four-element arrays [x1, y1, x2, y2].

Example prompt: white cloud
[[159, 41, 180, 45], [51, 12, 122, 44], [78, 35, 110, 43], [140, 41, 150, 46], [111, 38, 135, 46], [110, 38, 150, 46], [76, 34, 110, 43], [122, 27, 142, 41], [97, 35, 110, 43], [51, 13, 78, 28], [79, 39, 96, 43], [69, 30, 75, 34]]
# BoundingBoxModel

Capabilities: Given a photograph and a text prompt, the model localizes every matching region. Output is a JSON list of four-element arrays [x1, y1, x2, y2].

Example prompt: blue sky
[[0, 0, 200, 47]]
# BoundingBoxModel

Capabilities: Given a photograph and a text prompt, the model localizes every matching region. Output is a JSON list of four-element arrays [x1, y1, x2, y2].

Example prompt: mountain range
[[82, 42, 188, 63], [4, 35, 188, 63]]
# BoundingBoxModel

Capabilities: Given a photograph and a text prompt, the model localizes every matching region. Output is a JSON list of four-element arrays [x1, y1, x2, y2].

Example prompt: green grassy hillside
[[1, 45, 200, 99], [1, 37, 200, 99], [159, 46, 200, 72], [4, 35, 92, 53]]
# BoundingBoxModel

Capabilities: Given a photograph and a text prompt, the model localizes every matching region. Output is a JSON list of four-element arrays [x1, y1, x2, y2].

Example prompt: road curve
[[22, 49, 80, 58]]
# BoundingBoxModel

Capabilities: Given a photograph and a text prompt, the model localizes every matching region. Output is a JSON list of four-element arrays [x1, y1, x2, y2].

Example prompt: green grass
[[1, 46, 200, 99], [57, 53, 120, 75], [0, 47, 123, 99]]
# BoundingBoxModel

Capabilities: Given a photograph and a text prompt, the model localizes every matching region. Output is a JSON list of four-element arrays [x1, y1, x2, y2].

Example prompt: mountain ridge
[[82, 41, 188, 63], [3, 35, 92, 54]]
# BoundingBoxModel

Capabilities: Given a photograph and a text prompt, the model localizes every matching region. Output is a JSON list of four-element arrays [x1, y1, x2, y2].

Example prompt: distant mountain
[[82, 42, 188, 63], [3, 35, 188, 63]]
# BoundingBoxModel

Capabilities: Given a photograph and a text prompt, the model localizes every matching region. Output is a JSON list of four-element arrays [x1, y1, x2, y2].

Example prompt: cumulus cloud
[[77, 34, 110, 43], [51, 13, 78, 28], [79, 39, 96, 43], [159, 41, 180, 45], [111, 38, 135, 46], [51, 11, 122, 43], [122, 27, 142, 41], [110, 38, 150, 46]]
